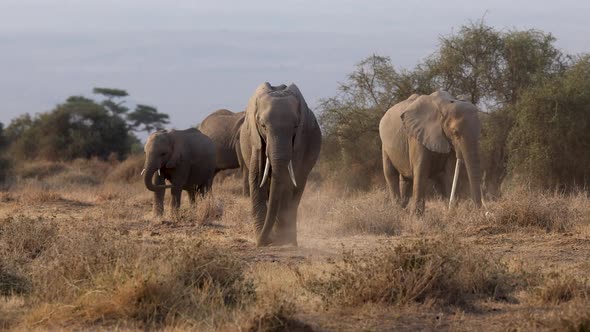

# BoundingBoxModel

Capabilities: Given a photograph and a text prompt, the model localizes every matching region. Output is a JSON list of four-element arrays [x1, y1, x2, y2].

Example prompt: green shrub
[[508, 56, 590, 191]]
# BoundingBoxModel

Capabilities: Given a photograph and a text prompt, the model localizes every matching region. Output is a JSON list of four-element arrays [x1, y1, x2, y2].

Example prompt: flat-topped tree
[[92, 87, 129, 115], [127, 104, 170, 134], [92, 87, 128, 99]]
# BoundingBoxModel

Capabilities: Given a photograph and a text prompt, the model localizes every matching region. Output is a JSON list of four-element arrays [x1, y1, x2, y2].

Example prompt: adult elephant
[[142, 128, 216, 216], [240, 83, 321, 247], [198, 109, 248, 195], [379, 91, 482, 214]]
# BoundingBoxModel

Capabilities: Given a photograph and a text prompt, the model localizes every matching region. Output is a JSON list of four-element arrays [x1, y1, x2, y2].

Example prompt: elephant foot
[[270, 230, 298, 247], [256, 235, 273, 247]]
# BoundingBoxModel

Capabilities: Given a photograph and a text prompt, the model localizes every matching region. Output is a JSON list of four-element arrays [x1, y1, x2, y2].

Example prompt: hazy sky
[[1, 0, 589, 135]]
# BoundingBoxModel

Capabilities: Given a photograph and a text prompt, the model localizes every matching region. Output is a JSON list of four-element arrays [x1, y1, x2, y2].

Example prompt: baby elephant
[[142, 128, 216, 217]]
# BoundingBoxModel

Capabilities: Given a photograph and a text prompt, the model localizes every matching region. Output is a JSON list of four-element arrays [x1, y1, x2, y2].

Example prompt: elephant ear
[[165, 132, 183, 168], [244, 83, 272, 151], [288, 83, 312, 159], [400, 95, 451, 154]]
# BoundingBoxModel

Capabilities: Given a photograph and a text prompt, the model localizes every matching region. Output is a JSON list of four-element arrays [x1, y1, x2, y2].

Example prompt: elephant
[[198, 109, 248, 195], [142, 128, 216, 217], [379, 91, 482, 214], [240, 83, 321, 247]]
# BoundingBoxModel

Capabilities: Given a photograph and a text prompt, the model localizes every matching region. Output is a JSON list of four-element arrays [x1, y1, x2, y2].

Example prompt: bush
[[7, 97, 133, 161], [299, 239, 511, 308], [243, 302, 314, 332], [0, 263, 30, 296], [508, 55, 590, 191], [534, 274, 590, 304]]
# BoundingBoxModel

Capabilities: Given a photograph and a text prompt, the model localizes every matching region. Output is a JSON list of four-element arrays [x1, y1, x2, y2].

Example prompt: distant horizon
[[1, 0, 589, 133]]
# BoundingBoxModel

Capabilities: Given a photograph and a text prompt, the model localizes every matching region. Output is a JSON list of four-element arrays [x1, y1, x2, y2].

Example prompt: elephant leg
[[187, 187, 197, 206], [399, 175, 411, 208], [242, 167, 250, 197], [433, 172, 447, 199], [170, 186, 182, 216], [382, 150, 401, 205], [249, 157, 267, 236], [153, 173, 165, 216], [411, 161, 430, 216]]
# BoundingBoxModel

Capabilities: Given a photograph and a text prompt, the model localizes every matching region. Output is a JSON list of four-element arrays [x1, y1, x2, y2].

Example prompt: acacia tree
[[496, 29, 567, 105], [127, 104, 170, 133], [429, 19, 504, 106], [93, 87, 170, 134], [93, 87, 129, 115]]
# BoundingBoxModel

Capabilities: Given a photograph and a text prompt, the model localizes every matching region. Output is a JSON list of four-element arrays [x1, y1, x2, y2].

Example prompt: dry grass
[[299, 187, 402, 236], [533, 273, 590, 305], [17, 160, 67, 180], [1, 159, 590, 331], [105, 154, 144, 184], [489, 189, 576, 233], [298, 239, 511, 308], [526, 300, 590, 331], [242, 301, 314, 332], [1, 218, 255, 330], [195, 194, 224, 225]]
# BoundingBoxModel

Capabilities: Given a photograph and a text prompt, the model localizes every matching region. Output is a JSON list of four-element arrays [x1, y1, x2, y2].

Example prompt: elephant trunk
[[143, 160, 170, 192], [257, 158, 289, 246], [459, 139, 482, 208], [257, 136, 293, 246]]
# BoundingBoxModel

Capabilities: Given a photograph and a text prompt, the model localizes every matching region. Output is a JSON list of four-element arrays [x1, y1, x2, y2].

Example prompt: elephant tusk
[[288, 161, 297, 188], [141, 168, 145, 176], [259, 157, 270, 188], [158, 169, 161, 176], [449, 159, 462, 209]]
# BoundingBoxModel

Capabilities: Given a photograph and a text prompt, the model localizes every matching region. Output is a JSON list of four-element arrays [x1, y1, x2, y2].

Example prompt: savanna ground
[[1, 157, 589, 331]]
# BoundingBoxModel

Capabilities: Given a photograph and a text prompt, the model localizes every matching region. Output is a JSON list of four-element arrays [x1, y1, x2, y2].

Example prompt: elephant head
[[142, 130, 176, 191], [401, 91, 482, 207], [243, 82, 310, 245]]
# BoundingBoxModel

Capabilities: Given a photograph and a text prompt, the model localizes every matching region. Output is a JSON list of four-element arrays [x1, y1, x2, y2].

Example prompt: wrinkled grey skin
[[240, 83, 322, 247], [379, 91, 482, 214], [143, 128, 216, 216], [198, 109, 248, 195]]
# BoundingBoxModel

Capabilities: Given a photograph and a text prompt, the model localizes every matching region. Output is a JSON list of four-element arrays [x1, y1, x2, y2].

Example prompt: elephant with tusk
[[240, 83, 321, 247], [379, 91, 483, 214], [142, 128, 216, 217]]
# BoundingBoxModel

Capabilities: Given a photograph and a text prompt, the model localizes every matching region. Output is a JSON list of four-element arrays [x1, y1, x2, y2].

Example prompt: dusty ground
[[1, 161, 589, 331]]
